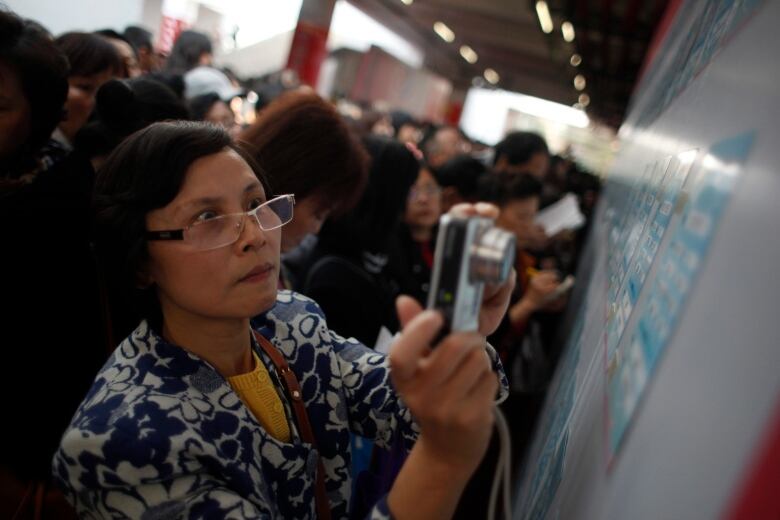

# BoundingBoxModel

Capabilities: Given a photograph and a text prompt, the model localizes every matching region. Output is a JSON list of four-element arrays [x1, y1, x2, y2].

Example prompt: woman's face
[[0, 61, 31, 165], [145, 149, 281, 324], [404, 168, 442, 231], [205, 100, 239, 138], [496, 196, 540, 250], [281, 195, 329, 253], [59, 69, 115, 142], [107, 38, 141, 79], [397, 123, 421, 144]]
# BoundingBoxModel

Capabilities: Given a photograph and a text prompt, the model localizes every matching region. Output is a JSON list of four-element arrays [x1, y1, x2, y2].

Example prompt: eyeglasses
[[146, 194, 295, 251], [408, 185, 442, 201]]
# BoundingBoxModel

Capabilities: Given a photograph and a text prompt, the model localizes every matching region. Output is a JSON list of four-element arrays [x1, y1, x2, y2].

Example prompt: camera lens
[[469, 225, 515, 284]]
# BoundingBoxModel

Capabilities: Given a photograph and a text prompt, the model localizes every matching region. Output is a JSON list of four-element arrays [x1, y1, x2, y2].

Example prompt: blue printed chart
[[604, 153, 696, 364], [634, 0, 766, 127], [605, 165, 656, 305], [606, 132, 755, 458], [626, 155, 693, 304]]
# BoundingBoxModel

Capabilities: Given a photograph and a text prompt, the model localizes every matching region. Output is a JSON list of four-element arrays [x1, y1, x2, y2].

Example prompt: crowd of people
[[0, 8, 600, 519]]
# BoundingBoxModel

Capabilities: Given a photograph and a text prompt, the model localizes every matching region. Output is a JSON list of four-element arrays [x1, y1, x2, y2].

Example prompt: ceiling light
[[535, 1, 554, 34], [570, 53, 582, 66], [484, 68, 500, 84], [578, 93, 590, 106], [561, 21, 575, 42], [460, 45, 478, 64], [400, 0, 413, 4], [433, 21, 455, 43], [574, 74, 586, 90]]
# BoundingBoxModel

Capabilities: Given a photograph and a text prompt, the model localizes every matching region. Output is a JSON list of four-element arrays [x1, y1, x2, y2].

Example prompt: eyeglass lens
[[409, 186, 441, 200], [188, 196, 294, 251]]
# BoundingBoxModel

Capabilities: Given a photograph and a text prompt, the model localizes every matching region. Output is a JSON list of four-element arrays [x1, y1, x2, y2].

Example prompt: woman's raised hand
[[390, 296, 498, 476]]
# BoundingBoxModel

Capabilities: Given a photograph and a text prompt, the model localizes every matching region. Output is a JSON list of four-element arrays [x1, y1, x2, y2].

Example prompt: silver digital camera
[[427, 214, 516, 335]]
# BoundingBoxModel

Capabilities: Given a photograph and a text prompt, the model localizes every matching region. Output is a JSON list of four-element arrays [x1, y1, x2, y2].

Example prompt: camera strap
[[252, 330, 331, 520]]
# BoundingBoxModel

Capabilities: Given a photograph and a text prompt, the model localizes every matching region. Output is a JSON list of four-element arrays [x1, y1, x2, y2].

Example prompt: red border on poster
[[723, 397, 780, 520], [635, 0, 683, 85]]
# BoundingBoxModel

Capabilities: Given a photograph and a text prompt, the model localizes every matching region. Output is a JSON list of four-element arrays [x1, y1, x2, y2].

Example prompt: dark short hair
[[144, 71, 186, 99], [93, 121, 269, 331], [189, 92, 223, 121], [434, 154, 488, 199], [493, 131, 549, 167], [76, 78, 191, 158], [478, 172, 543, 206], [239, 90, 369, 215], [0, 9, 69, 161], [94, 29, 133, 49], [123, 25, 153, 52], [165, 30, 212, 73], [252, 82, 287, 113], [389, 110, 417, 135], [55, 31, 122, 77], [420, 124, 458, 160]]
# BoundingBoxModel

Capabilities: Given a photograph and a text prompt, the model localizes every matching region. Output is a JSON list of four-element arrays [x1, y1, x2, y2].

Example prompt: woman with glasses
[[396, 167, 444, 306], [53, 121, 514, 519]]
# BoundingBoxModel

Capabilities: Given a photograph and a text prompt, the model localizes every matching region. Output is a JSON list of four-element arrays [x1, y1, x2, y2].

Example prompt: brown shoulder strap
[[252, 331, 331, 520]]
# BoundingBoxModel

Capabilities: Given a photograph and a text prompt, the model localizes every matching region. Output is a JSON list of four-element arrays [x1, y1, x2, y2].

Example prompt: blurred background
[[6, 0, 670, 175]]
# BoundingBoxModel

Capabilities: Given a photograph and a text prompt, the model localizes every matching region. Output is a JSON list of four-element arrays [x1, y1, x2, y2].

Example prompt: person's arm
[[385, 299, 499, 520], [385, 437, 476, 520], [508, 270, 560, 331], [508, 296, 536, 329], [308, 293, 503, 520]]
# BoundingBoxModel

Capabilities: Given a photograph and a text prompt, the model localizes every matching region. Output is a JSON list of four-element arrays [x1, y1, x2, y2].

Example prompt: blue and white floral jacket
[[53, 291, 507, 519]]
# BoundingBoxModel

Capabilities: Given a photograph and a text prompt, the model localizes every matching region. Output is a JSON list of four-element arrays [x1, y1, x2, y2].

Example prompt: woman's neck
[[160, 306, 254, 377], [409, 224, 433, 242]]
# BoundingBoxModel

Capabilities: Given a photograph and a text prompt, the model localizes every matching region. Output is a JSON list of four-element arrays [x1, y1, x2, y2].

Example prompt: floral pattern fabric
[[53, 290, 507, 519]]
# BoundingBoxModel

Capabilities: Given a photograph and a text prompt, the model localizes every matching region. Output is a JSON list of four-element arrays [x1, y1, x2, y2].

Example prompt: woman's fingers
[[448, 201, 499, 219], [479, 268, 516, 335], [483, 268, 516, 303], [396, 294, 425, 330], [444, 202, 512, 336]]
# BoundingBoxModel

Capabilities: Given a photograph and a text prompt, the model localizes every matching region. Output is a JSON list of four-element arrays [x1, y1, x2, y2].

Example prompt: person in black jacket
[[1, 14, 192, 516], [0, 10, 99, 518]]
